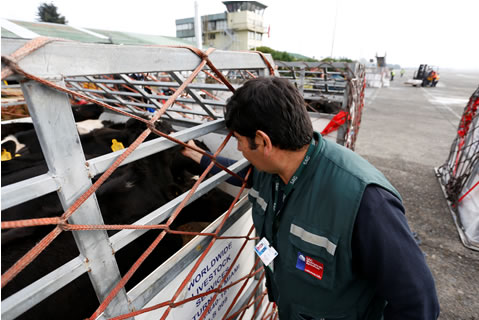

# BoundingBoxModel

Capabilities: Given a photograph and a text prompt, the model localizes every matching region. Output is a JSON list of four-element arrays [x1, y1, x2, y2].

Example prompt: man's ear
[[256, 130, 273, 156]]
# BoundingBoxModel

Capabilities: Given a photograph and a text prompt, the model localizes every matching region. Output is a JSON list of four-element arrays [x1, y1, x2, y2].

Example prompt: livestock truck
[[1, 38, 365, 320]]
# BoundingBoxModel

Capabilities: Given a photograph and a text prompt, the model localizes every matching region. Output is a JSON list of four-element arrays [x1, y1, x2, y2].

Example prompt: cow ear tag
[[1, 149, 12, 161], [111, 139, 125, 152]]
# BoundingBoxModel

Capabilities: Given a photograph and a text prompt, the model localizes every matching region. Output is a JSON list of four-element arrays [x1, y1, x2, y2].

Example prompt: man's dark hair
[[225, 77, 313, 150]]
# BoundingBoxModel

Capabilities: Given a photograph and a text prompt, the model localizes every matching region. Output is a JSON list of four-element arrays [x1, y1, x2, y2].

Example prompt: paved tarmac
[[356, 69, 479, 319]]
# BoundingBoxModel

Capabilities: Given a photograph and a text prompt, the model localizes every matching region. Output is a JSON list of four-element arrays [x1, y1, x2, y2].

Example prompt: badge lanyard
[[258, 136, 319, 270], [272, 137, 317, 217], [269, 138, 318, 239]]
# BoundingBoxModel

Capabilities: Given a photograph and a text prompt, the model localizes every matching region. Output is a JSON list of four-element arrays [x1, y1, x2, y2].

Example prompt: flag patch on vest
[[296, 251, 324, 280]]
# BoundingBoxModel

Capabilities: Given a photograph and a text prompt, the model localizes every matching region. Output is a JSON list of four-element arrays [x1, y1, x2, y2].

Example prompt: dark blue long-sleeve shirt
[[200, 154, 440, 319]]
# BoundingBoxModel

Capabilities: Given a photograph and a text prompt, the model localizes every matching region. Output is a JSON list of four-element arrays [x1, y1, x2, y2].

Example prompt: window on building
[[216, 20, 227, 30], [176, 23, 194, 31], [256, 33, 262, 41], [208, 33, 216, 39], [248, 31, 255, 39], [207, 21, 216, 30]]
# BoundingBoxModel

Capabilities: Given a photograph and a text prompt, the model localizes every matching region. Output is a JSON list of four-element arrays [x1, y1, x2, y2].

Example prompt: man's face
[[233, 132, 269, 172]]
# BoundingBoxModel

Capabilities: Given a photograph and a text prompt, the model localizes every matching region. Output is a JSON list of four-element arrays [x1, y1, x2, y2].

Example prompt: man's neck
[[275, 145, 310, 184]]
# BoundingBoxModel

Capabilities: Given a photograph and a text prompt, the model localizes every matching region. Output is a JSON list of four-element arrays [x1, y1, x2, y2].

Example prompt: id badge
[[254, 237, 278, 267]]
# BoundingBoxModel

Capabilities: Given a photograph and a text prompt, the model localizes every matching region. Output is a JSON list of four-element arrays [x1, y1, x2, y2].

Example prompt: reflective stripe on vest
[[249, 188, 268, 212], [290, 224, 337, 256]]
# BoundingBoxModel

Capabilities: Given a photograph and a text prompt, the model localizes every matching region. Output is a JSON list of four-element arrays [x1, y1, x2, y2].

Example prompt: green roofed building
[[0, 18, 195, 47]]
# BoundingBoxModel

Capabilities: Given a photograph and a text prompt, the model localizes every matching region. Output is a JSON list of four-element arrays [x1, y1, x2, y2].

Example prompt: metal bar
[[85, 76, 146, 116], [67, 77, 238, 92], [169, 71, 217, 119], [118, 74, 172, 118], [1, 117, 33, 124], [68, 81, 105, 102], [1, 173, 59, 211], [275, 60, 352, 69], [2, 84, 22, 89], [20, 80, 132, 318], [2, 39, 274, 78], [69, 81, 156, 118], [68, 87, 227, 107], [1, 101, 26, 107]]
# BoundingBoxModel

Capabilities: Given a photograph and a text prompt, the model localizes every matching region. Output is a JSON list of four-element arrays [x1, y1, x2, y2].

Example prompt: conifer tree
[[37, 2, 67, 24]]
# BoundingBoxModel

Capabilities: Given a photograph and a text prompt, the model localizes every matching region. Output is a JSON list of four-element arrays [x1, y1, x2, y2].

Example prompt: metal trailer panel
[[2, 38, 275, 319], [1, 159, 250, 320], [1, 39, 275, 78]]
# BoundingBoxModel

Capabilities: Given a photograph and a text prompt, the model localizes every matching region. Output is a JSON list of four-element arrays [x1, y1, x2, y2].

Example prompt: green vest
[[248, 132, 401, 320]]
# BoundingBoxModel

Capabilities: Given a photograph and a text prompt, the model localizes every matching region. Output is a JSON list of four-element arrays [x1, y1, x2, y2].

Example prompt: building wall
[[176, 10, 265, 51], [227, 11, 264, 50]]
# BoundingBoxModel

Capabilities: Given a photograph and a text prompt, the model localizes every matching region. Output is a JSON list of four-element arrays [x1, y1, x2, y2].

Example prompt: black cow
[[1, 122, 34, 140], [306, 99, 342, 114], [71, 103, 105, 122]]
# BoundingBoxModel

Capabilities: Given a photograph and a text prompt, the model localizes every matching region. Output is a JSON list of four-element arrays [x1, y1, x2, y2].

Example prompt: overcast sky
[[2, 0, 478, 70]]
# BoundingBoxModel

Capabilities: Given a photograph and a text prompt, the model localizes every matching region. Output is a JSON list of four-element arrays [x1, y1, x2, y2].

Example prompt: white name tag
[[254, 237, 278, 267]]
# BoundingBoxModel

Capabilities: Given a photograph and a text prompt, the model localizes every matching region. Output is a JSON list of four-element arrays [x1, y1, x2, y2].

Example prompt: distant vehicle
[[405, 64, 439, 87]]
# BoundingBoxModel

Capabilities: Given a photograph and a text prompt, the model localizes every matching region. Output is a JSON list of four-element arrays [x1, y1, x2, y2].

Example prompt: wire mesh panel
[[1, 37, 278, 320], [436, 86, 479, 251], [275, 60, 366, 150]]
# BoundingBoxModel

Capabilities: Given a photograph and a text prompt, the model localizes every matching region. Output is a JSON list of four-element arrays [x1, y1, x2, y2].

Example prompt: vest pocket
[[287, 228, 339, 290]]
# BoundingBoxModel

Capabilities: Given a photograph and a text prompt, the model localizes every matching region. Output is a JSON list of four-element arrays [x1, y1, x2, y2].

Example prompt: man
[[182, 77, 439, 319]]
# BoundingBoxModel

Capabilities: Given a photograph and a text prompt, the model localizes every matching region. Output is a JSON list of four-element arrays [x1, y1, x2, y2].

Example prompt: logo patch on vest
[[296, 251, 324, 280]]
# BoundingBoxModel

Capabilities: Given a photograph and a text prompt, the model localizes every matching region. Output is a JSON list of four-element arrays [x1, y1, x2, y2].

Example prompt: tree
[[321, 57, 354, 63], [37, 2, 67, 24], [254, 46, 319, 62], [255, 46, 296, 62]]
